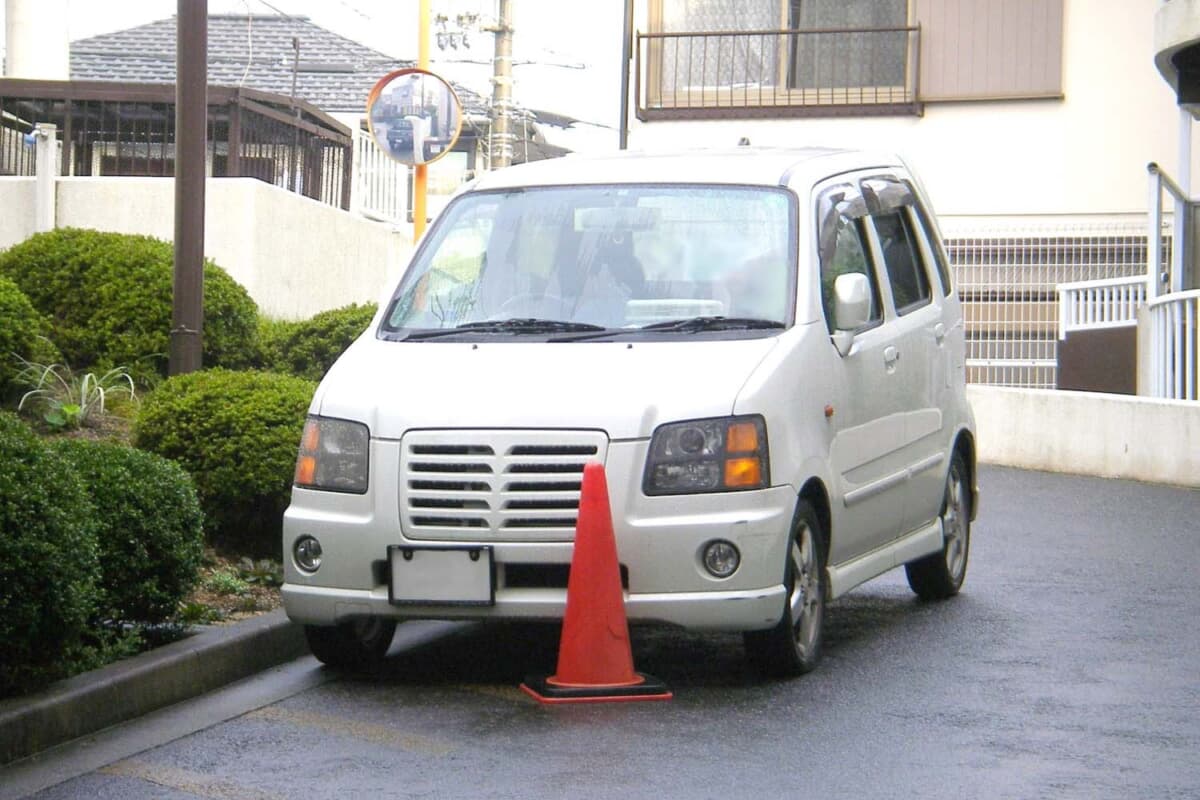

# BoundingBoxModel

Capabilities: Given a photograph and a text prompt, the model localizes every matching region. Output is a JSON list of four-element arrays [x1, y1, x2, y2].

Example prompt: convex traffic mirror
[[366, 68, 463, 166]]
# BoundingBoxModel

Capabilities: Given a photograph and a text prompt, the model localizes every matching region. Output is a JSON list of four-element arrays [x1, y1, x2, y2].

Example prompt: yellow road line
[[100, 760, 283, 800], [247, 706, 456, 756]]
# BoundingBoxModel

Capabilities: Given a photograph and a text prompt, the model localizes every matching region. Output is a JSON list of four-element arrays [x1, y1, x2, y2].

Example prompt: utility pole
[[619, 0, 633, 149], [487, 0, 514, 170], [170, 0, 207, 375], [414, 0, 430, 240]]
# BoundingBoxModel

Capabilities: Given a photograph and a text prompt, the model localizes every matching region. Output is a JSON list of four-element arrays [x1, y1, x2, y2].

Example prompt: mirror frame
[[366, 68, 464, 167]]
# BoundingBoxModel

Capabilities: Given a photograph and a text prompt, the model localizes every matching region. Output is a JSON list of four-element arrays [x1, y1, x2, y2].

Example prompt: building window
[[788, 0, 908, 91], [637, 0, 1063, 120]]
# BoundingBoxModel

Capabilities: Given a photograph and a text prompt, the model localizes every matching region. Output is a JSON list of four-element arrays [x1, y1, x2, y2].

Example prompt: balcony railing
[[636, 26, 922, 120]]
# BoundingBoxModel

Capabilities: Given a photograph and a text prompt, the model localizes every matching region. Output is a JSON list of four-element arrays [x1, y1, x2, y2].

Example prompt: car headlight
[[643, 415, 769, 495], [293, 416, 370, 493]]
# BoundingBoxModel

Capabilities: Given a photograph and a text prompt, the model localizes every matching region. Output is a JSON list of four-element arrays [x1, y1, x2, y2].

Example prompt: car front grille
[[399, 430, 608, 541]]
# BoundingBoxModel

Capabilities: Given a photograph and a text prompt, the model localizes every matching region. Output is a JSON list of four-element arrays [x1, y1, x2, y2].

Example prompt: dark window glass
[[873, 211, 931, 313]]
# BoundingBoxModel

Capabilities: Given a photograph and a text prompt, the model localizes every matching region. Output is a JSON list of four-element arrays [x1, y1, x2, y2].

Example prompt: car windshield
[[381, 184, 796, 336]]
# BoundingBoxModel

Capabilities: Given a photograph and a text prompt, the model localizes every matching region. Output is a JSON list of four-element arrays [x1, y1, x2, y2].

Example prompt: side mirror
[[831, 272, 871, 357]]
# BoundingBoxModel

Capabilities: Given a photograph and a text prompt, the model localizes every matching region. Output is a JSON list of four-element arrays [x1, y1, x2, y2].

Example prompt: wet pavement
[[11, 466, 1200, 800]]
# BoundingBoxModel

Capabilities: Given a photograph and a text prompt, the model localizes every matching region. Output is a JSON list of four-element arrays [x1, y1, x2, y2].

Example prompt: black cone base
[[520, 672, 673, 704]]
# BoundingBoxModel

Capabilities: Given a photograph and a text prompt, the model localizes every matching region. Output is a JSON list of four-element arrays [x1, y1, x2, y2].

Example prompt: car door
[[815, 180, 909, 564], [860, 182, 948, 536]]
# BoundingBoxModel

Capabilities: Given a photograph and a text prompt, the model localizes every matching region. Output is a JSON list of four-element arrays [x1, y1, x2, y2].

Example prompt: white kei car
[[282, 146, 978, 677]]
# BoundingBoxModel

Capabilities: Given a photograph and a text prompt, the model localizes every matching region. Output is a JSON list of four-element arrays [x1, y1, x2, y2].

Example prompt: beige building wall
[[629, 0, 1195, 219]]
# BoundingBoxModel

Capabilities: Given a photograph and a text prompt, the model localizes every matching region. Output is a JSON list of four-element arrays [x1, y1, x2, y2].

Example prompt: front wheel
[[304, 617, 397, 671], [744, 501, 827, 678], [905, 451, 971, 600]]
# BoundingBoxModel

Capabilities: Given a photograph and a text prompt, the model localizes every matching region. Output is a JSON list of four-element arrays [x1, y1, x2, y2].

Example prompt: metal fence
[[1146, 289, 1199, 400], [0, 80, 352, 209], [944, 219, 1164, 389], [0, 111, 36, 176]]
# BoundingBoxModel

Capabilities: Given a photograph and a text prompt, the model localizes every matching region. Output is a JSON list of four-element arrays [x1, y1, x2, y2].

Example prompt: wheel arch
[[798, 477, 832, 596], [952, 427, 979, 521]]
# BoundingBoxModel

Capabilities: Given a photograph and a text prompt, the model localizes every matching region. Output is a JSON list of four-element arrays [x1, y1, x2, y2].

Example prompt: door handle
[[883, 346, 900, 367], [933, 322, 947, 345]]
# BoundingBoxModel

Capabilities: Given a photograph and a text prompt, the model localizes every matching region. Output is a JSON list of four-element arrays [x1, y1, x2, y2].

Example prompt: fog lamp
[[294, 536, 323, 573], [702, 540, 740, 578]]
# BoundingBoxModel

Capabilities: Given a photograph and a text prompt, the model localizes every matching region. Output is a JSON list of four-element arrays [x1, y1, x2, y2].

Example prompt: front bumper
[[282, 437, 797, 632], [281, 581, 786, 631]]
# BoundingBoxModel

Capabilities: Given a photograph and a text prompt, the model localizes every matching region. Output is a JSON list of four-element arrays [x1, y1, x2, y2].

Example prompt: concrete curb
[[0, 609, 307, 766]]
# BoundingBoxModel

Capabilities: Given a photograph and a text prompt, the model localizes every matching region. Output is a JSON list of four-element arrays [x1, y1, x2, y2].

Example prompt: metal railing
[[1057, 275, 1148, 339], [350, 128, 408, 226], [0, 80, 352, 209], [1148, 163, 1188, 298], [0, 110, 36, 176], [1147, 290, 1200, 400], [636, 26, 921, 119]]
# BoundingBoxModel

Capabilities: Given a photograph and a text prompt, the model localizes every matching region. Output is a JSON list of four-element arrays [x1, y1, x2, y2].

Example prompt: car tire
[[744, 500, 827, 678], [304, 617, 397, 671], [905, 450, 971, 600]]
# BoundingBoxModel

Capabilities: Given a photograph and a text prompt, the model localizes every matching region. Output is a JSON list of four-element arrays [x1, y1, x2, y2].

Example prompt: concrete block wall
[[0, 176, 413, 320], [968, 385, 1200, 488]]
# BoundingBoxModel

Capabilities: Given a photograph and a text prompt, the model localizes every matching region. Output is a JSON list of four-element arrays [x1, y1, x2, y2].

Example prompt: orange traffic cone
[[521, 463, 672, 704]]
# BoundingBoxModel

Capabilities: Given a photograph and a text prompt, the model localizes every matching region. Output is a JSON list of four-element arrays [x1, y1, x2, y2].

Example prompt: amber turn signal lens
[[301, 420, 320, 452], [295, 455, 317, 485], [724, 457, 763, 488], [726, 421, 759, 453]]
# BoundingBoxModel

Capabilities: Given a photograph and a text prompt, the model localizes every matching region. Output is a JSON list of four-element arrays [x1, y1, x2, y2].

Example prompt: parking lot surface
[[10, 466, 1200, 800]]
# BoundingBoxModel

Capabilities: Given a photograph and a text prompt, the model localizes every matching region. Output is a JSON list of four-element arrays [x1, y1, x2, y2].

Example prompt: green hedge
[[0, 228, 259, 379], [0, 412, 100, 697], [133, 369, 316, 556], [0, 274, 54, 399], [51, 439, 205, 624], [259, 303, 377, 381]]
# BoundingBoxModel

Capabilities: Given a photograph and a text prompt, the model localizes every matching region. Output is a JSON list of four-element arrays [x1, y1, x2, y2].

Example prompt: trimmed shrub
[[132, 369, 316, 556], [0, 228, 259, 378], [51, 439, 205, 624], [0, 412, 100, 697], [259, 303, 377, 381], [0, 274, 55, 400]]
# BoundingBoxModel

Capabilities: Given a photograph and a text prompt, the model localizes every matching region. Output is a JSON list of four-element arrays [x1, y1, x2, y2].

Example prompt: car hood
[[313, 336, 781, 440]]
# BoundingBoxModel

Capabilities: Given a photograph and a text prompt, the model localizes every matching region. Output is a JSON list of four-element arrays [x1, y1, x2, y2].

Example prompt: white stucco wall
[[0, 177, 413, 319], [0, 177, 35, 245], [628, 0, 1197, 218]]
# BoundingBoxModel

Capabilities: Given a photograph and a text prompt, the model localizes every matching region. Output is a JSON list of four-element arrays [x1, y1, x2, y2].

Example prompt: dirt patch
[[182, 551, 283, 625]]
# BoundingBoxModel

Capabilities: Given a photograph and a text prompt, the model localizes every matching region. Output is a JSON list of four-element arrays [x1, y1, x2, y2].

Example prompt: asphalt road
[[15, 466, 1200, 799]]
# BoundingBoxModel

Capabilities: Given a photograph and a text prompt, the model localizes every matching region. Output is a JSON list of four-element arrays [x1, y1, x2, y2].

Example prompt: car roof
[[469, 146, 907, 191]]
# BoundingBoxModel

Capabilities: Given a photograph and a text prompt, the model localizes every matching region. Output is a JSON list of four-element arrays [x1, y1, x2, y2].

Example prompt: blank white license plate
[[388, 546, 494, 606]]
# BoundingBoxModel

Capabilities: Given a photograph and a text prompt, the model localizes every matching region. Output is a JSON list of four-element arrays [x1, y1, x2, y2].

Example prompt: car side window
[[910, 200, 954, 296], [819, 216, 882, 334], [872, 211, 931, 314]]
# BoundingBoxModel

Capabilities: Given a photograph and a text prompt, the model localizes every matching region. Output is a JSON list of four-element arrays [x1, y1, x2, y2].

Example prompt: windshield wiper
[[404, 318, 607, 340], [639, 316, 785, 333]]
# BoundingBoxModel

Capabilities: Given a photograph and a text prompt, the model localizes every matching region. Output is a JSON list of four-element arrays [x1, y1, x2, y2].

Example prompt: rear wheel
[[905, 450, 971, 600], [304, 617, 397, 670], [744, 501, 826, 677]]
